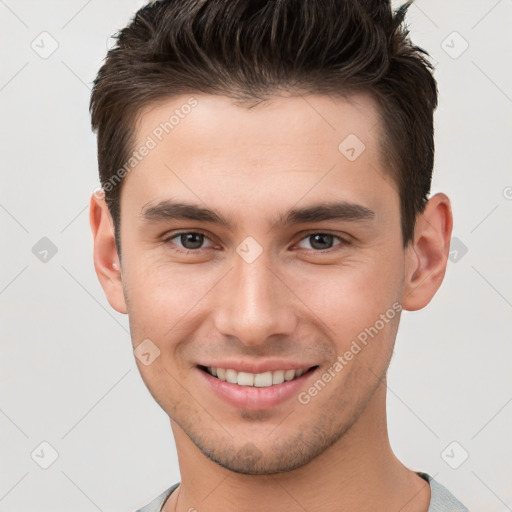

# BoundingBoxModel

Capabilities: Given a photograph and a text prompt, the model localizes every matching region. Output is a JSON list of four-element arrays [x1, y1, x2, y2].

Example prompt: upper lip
[[198, 360, 318, 374]]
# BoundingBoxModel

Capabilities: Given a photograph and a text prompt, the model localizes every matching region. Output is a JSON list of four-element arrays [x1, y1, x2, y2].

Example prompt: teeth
[[254, 371, 273, 387], [272, 370, 285, 385], [237, 372, 255, 386], [284, 369, 296, 381], [225, 369, 238, 384], [207, 367, 310, 387]]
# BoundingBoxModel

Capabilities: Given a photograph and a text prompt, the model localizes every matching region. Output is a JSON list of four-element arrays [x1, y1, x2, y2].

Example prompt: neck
[[164, 381, 430, 512]]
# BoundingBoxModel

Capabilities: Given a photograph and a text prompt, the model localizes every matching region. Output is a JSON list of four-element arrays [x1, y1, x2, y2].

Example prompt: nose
[[213, 249, 298, 347]]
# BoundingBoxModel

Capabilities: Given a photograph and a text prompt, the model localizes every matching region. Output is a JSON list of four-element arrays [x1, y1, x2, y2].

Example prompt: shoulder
[[418, 473, 469, 512], [135, 476, 470, 512], [134, 483, 180, 512]]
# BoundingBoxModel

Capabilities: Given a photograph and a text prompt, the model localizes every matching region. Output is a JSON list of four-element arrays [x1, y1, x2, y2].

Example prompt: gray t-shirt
[[135, 472, 468, 511]]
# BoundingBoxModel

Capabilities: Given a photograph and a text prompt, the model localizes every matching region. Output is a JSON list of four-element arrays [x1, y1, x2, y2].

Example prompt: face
[[100, 92, 415, 473]]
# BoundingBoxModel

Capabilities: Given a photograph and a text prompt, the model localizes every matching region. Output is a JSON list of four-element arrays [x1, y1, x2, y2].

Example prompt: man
[[89, 0, 468, 510]]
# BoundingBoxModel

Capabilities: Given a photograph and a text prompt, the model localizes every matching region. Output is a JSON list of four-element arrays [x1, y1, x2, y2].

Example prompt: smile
[[200, 366, 316, 387]]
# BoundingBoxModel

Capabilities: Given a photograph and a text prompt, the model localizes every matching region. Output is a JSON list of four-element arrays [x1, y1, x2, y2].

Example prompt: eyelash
[[162, 230, 351, 255]]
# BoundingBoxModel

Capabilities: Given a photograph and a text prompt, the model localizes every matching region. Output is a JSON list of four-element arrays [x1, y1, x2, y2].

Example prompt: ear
[[401, 193, 453, 311], [89, 191, 127, 314]]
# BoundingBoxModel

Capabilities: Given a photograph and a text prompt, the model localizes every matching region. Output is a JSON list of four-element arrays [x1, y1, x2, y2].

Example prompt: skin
[[90, 92, 452, 511]]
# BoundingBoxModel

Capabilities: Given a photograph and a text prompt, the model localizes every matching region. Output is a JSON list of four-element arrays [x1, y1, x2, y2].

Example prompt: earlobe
[[401, 193, 453, 311], [89, 192, 127, 314]]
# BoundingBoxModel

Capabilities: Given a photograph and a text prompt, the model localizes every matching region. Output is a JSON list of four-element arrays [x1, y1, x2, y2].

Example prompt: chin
[[193, 422, 349, 475]]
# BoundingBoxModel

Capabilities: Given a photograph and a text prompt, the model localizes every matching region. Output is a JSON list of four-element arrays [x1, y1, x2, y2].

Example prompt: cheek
[[284, 252, 404, 339], [122, 255, 222, 342]]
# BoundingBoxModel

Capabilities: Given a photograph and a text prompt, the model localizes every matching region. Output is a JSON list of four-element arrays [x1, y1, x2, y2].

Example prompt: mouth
[[198, 365, 319, 387]]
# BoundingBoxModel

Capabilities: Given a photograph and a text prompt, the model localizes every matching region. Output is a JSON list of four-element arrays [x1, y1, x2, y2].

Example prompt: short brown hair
[[90, 0, 437, 250]]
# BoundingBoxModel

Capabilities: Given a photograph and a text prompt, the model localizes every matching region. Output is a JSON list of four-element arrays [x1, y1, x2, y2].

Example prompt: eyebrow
[[140, 199, 375, 231]]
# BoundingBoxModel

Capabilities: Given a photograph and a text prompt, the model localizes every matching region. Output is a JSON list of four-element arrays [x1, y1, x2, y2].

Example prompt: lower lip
[[197, 367, 317, 411]]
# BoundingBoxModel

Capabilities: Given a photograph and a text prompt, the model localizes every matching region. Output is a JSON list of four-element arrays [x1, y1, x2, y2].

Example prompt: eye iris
[[175, 233, 338, 251], [310, 233, 334, 250], [180, 233, 204, 250]]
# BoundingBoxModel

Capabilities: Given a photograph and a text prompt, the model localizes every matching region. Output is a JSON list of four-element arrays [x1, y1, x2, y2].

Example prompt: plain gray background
[[1, 0, 511, 510]]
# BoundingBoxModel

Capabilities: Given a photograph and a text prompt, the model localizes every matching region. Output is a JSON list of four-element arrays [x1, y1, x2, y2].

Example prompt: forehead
[[135, 91, 382, 157], [122, 92, 397, 221]]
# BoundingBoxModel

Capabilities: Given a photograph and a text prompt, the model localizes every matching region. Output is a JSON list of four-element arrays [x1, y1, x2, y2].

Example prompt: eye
[[295, 232, 348, 251], [163, 230, 350, 255], [164, 231, 215, 253]]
